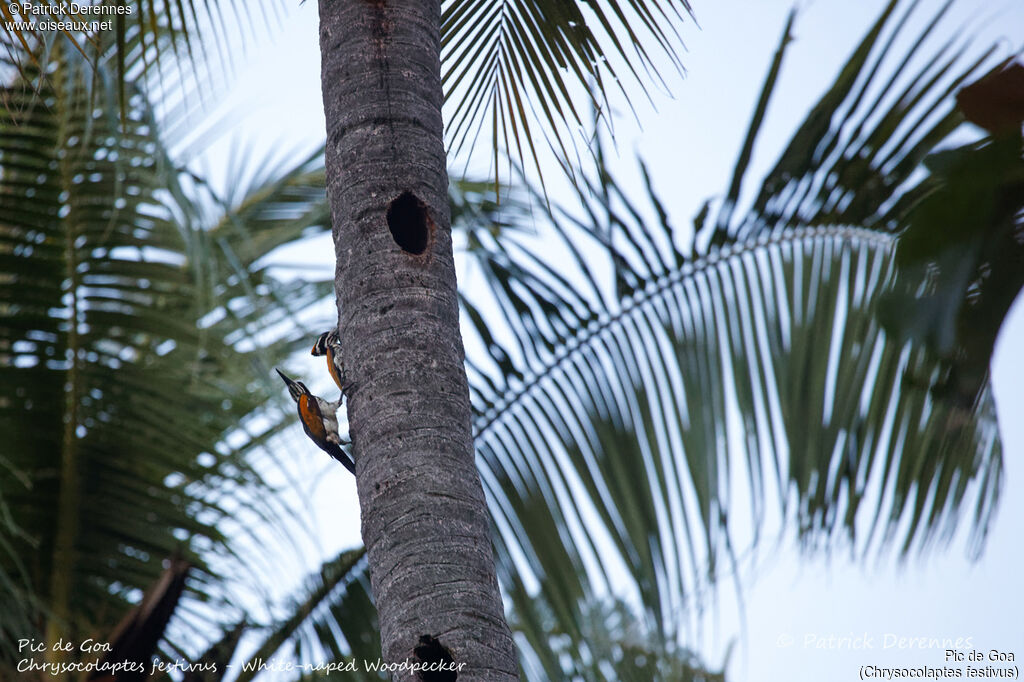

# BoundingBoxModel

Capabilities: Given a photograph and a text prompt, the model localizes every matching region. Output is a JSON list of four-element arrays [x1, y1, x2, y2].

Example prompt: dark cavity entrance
[[413, 635, 457, 681], [387, 191, 430, 255]]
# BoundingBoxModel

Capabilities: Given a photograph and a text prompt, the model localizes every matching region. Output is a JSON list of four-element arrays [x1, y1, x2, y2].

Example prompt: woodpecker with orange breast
[[311, 329, 354, 395], [276, 368, 355, 475]]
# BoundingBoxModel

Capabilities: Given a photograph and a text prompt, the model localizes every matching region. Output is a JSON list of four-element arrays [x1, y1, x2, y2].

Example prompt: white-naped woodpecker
[[311, 329, 354, 395], [276, 368, 354, 475]]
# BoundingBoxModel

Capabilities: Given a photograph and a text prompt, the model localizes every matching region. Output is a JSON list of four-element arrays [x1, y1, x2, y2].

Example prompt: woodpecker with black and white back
[[311, 329, 354, 395], [276, 368, 355, 475]]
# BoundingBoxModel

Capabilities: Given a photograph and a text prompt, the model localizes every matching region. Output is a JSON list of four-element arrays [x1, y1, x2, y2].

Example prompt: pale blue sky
[[189, 1, 1024, 679]]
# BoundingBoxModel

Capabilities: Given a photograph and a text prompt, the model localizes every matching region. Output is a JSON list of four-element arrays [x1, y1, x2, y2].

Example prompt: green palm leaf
[[512, 595, 727, 681], [459, 1, 1006, 673], [442, 0, 693, 184], [1, 0, 284, 122], [232, 549, 379, 682], [0, 37, 337, 666]]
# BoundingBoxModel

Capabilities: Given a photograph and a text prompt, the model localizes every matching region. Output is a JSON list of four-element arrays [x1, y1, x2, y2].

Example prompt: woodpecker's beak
[[275, 368, 304, 402]]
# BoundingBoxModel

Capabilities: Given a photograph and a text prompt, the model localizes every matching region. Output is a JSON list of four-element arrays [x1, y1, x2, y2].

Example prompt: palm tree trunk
[[317, 1, 518, 679]]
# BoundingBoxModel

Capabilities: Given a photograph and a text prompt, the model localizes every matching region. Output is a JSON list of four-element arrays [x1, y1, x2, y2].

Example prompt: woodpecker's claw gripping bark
[[311, 330, 354, 394], [276, 368, 355, 474]]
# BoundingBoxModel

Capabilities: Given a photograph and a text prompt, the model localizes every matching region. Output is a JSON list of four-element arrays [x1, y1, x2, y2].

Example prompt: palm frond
[[460, 0, 1006, 668], [511, 595, 727, 681], [1, 0, 285, 124], [442, 0, 693, 185], [879, 62, 1024, 408], [232, 549, 379, 682], [0, 39, 339, 666]]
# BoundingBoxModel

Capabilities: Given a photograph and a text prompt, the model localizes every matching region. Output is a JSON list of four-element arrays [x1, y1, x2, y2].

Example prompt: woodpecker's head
[[311, 330, 338, 357], [276, 368, 310, 403]]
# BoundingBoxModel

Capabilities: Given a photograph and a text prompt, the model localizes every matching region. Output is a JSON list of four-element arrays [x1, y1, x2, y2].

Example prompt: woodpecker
[[276, 368, 355, 475], [311, 329, 355, 395]]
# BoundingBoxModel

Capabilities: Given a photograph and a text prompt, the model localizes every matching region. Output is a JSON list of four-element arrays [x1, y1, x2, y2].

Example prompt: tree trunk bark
[[317, 2, 518, 680]]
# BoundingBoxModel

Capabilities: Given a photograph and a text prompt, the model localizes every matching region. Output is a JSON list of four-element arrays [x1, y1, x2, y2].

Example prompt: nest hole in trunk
[[387, 191, 432, 256]]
